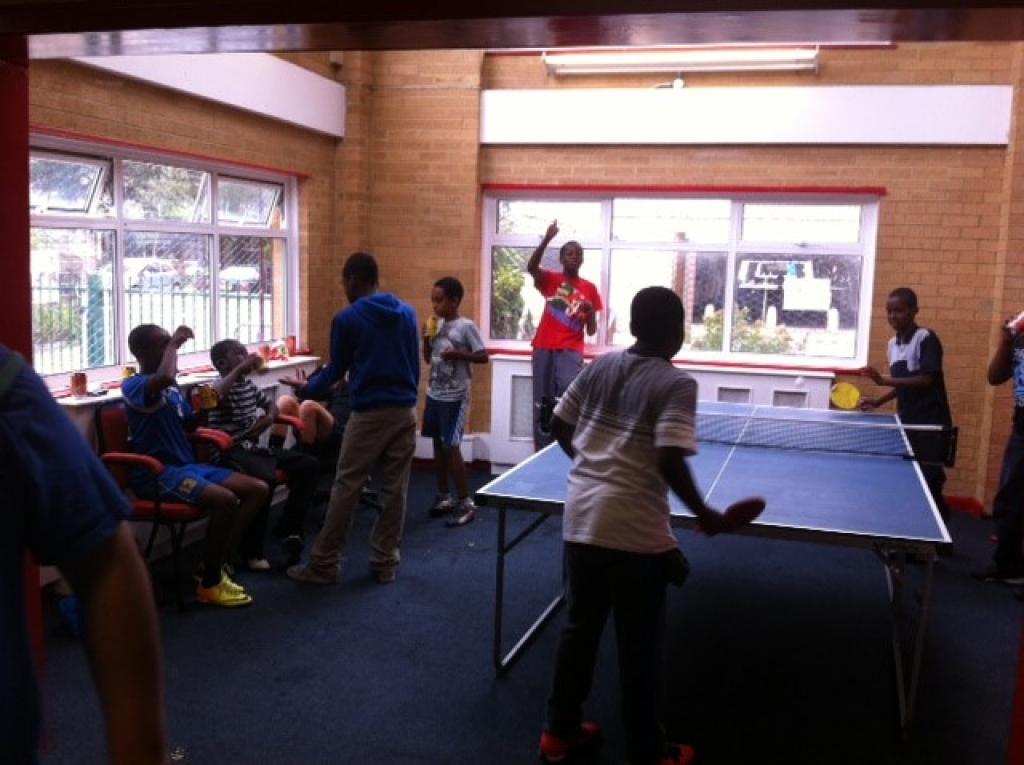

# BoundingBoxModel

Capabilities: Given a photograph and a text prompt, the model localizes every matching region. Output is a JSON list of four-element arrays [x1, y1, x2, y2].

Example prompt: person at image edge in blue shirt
[[0, 345, 168, 764]]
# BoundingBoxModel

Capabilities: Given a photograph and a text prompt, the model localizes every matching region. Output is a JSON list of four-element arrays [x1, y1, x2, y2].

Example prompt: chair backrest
[[95, 401, 131, 488]]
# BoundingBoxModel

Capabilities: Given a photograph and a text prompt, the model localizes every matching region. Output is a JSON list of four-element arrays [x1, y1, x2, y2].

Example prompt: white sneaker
[[428, 493, 456, 517], [446, 498, 477, 528], [246, 557, 271, 572]]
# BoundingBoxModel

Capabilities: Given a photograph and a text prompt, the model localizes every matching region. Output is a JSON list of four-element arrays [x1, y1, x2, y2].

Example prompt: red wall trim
[[482, 182, 887, 196], [32, 125, 312, 180]]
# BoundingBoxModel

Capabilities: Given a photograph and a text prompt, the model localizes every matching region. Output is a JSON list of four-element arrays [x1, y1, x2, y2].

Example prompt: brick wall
[[480, 44, 1020, 504], [331, 51, 491, 431]]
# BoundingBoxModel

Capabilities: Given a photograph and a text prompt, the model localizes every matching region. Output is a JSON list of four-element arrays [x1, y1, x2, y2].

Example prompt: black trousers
[[219, 446, 319, 557], [546, 541, 673, 765], [994, 430, 1024, 571]]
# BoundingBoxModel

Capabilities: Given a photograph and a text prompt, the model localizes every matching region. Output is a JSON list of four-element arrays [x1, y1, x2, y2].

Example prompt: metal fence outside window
[[32, 279, 272, 376]]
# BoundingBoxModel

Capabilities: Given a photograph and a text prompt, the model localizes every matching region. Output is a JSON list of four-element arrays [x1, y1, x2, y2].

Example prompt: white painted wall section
[[480, 86, 1011, 146], [75, 54, 346, 138]]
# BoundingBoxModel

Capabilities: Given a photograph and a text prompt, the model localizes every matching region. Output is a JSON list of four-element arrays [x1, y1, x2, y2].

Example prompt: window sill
[[53, 355, 320, 407]]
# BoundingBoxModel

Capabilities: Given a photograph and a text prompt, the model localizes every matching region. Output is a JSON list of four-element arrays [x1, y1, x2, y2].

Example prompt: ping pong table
[[475, 401, 951, 731]]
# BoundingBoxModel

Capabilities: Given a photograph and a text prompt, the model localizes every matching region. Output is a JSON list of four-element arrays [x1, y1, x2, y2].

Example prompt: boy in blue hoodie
[[287, 252, 420, 585]]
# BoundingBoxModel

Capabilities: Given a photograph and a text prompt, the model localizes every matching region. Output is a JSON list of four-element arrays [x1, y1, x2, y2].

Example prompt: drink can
[[285, 335, 297, 356], [1007, 311, 1024, 335], [425, 315, 439, 339], [191, 384, 219, 410], [122, 365, 137, 379], [70, 371, 88, 396]]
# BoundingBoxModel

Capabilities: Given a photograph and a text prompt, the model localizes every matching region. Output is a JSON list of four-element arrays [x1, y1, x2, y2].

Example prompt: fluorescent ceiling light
[[543, 47, 820, 75]]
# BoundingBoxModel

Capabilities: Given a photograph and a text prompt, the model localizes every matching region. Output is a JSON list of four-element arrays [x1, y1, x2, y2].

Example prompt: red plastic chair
[[188, 412, 305, 485], [94, 401, 232, 609]]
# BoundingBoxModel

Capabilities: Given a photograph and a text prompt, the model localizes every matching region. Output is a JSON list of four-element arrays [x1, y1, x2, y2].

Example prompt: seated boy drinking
[[123, 324, 268, 607], [207, 339, 319, 568]]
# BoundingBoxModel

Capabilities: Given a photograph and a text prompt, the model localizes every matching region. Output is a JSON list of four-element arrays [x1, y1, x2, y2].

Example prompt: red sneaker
[[659, 743, 696, 765], [538, 721, 601, 763]]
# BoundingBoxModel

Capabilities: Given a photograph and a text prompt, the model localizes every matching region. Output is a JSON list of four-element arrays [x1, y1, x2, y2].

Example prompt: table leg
[[492, 506, 565, 675], [881, 546, 935, 732]]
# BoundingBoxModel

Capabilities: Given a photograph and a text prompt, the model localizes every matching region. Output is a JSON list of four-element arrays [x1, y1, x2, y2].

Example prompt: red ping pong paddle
[[718, 497, 766, 534]]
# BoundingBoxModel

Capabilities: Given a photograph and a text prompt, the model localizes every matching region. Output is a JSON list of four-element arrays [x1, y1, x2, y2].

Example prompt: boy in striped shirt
[[209, 339, 319, 569]]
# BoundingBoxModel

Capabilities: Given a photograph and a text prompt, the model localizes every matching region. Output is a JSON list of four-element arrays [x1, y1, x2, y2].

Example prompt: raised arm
[[212, 352, 262, 399], [527, 220, 559, 285], [988, 324, 1015, 386], [145, 325, 192, 399], [61, 524, 169, 765]]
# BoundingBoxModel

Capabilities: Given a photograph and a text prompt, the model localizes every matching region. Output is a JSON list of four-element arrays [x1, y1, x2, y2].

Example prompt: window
[[30, 139, 297, 378], [483, 193, 879, 368]]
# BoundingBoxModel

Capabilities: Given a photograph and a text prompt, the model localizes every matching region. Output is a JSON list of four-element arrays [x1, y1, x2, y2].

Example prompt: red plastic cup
[[70, 372, 88, 397]]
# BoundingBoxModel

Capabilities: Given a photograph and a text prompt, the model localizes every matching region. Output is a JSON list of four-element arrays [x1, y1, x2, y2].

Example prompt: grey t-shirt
[[428, 316, 486, 402]]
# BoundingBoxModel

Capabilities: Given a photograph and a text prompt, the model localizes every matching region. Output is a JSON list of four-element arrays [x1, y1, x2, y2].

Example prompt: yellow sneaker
[[220, 572, 246, 595], [197, 575, 253, 607], [193, 563, 242, 590]]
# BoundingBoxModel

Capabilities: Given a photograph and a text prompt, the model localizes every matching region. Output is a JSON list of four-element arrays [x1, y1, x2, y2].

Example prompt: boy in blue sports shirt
[[123, 323, 268, 607], [287, 252, 420, 585]]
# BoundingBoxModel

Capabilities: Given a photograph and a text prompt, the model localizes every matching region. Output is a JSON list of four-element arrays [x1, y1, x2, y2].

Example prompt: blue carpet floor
[[38, 466, 1021, 764]]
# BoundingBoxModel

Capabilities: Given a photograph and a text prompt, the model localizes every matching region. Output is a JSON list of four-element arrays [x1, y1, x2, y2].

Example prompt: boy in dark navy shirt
[[287, 252, 420, 585], [862, 287, 953, 524], [0, 346, 167, 764]]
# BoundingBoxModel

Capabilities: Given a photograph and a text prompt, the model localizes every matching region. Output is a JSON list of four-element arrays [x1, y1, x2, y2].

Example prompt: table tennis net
[[695, 411, 958, 465]]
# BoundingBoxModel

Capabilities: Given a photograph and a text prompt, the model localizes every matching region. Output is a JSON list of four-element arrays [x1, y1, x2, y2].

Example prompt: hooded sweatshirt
[[302, 292, 420, 412]]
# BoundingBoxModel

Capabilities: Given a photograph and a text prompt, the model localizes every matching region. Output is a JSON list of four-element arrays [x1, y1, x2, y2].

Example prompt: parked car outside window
[[219, 265, 261, 293]]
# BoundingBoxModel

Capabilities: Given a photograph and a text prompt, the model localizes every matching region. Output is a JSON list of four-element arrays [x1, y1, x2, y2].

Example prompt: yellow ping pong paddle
[[830, 381, 862, 410]]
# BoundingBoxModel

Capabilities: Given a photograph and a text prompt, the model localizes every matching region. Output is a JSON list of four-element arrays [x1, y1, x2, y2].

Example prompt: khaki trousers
[[310, 406, 417, 574]]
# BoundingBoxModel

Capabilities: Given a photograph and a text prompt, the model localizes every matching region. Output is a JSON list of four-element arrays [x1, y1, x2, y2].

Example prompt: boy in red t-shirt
[[527, 220, 604, 450]]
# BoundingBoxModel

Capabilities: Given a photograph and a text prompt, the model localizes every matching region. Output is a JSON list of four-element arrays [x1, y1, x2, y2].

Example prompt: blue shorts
[[422, 396, 468, 448], [131, 463, 233, 504]]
